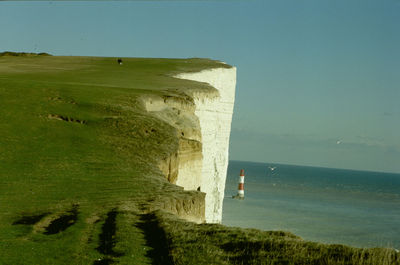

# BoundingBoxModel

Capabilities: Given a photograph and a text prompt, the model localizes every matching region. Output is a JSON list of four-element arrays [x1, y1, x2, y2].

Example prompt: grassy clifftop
[[1, 54, 398, 264], [0, 55, 228, 264]]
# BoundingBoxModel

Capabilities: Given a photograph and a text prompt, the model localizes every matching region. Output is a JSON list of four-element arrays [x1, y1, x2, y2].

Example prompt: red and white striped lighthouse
[[237, 169, 245, 199]]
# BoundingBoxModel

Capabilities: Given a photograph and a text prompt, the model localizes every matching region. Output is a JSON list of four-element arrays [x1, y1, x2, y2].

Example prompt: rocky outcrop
[[142, 94, 203, 190], [149, 186, 206, 224]]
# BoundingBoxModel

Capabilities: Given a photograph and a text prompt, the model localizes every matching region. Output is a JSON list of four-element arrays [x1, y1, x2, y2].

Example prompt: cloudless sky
[[1, 0, 399, 173]]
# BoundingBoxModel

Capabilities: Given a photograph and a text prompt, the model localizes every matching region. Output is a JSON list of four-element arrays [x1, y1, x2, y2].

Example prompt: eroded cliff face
[[142, 94, 203, 189], [141, 66, 236, 224], [175, 67, 237, 223]]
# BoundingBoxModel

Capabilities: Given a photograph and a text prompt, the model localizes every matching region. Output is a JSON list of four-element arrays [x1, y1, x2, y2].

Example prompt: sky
[[1, 0, 399, 173]]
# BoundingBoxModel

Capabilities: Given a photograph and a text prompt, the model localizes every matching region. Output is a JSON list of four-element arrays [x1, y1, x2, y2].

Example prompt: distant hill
[[0, 51, 51, 57]]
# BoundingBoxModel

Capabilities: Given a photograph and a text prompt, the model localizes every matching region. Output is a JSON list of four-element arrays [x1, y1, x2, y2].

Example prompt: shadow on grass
[[96, 209, 122, 256], [93, 209, 123, 265], [44, 206, 78, 235], [12, 213, 49, 225], [136, 213, 173, 265]]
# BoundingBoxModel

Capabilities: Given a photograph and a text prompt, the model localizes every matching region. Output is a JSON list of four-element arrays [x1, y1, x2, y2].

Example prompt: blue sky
[[1, 0, 399, 173]]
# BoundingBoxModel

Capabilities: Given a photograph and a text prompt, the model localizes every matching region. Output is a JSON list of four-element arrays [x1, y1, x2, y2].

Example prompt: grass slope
[[158, 211, 399, 265], [0, 54, 228, 264]]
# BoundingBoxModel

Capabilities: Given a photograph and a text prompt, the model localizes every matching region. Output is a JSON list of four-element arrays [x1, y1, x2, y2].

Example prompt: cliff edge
[[174, 67, 236, 223], [142, 66, 236, 223]]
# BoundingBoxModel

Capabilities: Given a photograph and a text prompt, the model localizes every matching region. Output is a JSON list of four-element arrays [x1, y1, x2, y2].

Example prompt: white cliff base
[[175, 67, 236, 223]]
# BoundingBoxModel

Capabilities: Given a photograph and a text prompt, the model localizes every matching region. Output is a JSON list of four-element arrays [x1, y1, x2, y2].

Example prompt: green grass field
[[0, 53, 228, 264], [1, 53, 399, 265]]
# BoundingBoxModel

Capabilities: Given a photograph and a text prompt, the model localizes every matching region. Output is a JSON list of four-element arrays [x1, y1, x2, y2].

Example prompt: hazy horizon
[[229, 159, 400, 175]]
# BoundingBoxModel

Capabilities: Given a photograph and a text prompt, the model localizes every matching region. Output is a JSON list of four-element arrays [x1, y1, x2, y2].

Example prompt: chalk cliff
[[175, 67, 236, 223], [141, 65, 236, 223]]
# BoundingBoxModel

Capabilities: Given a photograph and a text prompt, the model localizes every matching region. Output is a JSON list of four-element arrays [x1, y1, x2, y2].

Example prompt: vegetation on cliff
[[0, 55, 398, 264], [156, 211, 399, 265]]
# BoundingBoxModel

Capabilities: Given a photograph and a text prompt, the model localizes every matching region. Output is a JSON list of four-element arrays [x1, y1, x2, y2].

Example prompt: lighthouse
[[233, 169, 245, 199]]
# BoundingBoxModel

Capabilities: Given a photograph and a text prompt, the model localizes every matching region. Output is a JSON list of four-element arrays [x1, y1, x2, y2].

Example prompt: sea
[[222, 160, 400, 249]]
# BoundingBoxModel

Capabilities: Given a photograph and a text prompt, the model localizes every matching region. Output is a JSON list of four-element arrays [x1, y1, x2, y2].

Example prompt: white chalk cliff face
[[175, 67, 236, 223]]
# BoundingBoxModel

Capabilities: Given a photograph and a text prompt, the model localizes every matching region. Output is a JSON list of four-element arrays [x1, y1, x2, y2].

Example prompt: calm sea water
[[222, 160, 400, 249]]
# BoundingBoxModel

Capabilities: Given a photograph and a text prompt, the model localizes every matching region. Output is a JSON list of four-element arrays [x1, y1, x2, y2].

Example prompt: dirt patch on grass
[[48, 96, 77, 105], [48, 114, 86, 124]]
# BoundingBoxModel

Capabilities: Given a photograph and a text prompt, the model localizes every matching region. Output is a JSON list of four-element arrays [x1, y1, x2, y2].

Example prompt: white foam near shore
[[174, 67, 236, 223]]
